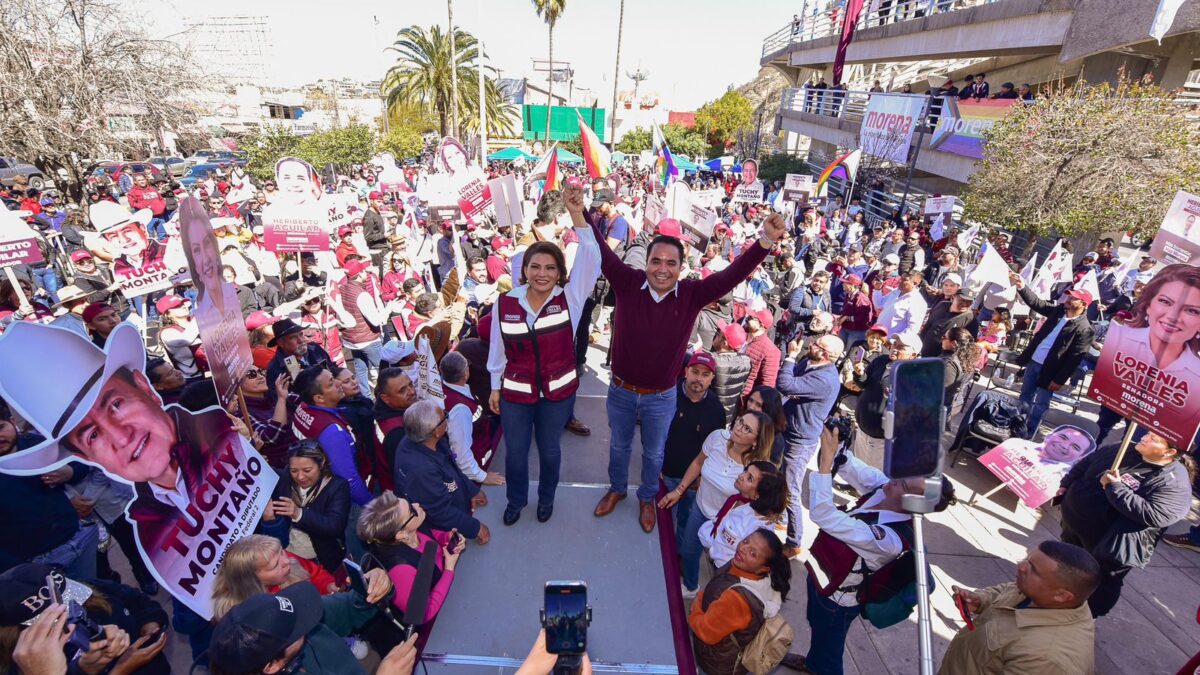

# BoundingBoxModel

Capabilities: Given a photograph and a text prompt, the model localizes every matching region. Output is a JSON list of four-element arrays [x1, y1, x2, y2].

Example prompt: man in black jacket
[[362, 193, 388, 251], [918, 289, 976, 357], [1010, 272, 1094, 437]]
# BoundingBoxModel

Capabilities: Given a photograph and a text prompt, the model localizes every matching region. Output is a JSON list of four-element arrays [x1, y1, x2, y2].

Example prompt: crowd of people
[[0, 140, 1195, 675]]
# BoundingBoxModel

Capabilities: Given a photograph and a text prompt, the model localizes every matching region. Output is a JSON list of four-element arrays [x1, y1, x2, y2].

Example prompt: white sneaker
[[681, 583, 697, 600], [346, 636, 369, 660]]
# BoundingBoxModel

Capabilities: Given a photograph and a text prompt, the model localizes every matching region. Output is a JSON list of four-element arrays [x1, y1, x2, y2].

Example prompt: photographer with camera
[[357, 492, 465, 657], [0, 563, 167, 675], [780, 426, 955, 675]]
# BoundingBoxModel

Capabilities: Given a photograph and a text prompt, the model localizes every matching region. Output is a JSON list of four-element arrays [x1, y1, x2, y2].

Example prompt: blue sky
[[147, 0, 798, 110]]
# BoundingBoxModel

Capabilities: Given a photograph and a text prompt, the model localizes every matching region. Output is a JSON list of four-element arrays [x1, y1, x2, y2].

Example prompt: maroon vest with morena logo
[[442, 385, 481, 419], [497, 292, 578, 405], [292, 403, 349, 441]]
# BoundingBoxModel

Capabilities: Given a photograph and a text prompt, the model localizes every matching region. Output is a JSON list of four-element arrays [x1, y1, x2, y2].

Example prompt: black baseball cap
[[209, 582, 322, 672], [0, 564, 93, 626], [267, 318, 304, 347], [591, 188, 616, 206]]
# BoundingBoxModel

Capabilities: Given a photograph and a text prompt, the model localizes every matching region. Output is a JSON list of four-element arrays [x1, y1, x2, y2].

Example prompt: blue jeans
[[147, 217, 167, 241], [661, 476, 697, 551], [349, 341, 381, 399], [1018, 361, 1053, 437], [679, 499, 708, 591], [606, 383, 677, 502], [32, 522, 99, 580], [783, 440, 820, 546], [501, 394, 576, 510], [805, 576, 860, 675], [33, 266, 60, 304]]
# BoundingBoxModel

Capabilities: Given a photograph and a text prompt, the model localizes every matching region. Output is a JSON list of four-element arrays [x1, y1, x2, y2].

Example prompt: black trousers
[[99, 516, 157, 588], [1061, 527, 1131, 618]]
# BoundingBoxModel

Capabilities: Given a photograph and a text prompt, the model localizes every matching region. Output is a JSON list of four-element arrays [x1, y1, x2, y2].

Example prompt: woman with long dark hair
[[741, 386, 787, 465], [688, 529, 792, 675], [486, 184, 601, 526], [940, 326, 982, 422], [265, 441, 351, 574]]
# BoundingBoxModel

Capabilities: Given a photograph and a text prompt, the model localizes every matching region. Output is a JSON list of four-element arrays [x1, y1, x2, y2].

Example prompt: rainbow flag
[[545, 148, 561, 192], [814, 148, 862, 197], [577, 112, 610, 179], [652, 123, 678, 189]]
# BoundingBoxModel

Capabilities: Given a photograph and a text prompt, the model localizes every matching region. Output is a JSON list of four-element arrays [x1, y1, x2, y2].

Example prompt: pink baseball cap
[[245, 310, 277, 331], [656, 218, 683, 238], [344, 259, 369, 277], [720, 322, 748, 350]]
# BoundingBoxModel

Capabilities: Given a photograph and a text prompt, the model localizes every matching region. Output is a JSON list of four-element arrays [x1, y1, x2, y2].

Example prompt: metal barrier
[[762, 0, 1003, 59]]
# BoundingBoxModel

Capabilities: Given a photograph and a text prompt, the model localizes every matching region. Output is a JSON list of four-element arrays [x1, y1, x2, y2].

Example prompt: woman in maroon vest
[[486, 184, 601, 525]]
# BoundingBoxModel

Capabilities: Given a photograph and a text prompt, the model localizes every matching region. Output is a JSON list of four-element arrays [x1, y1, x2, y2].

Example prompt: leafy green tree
[[379, 125, 425, 160], [963, 78, 1200, 247], [242, 124, 301, 181], [296, 124, 376, 171], [756, 153, 809, 183], [695, 90, 753, 149], [381, 25, 516, 138], [616, 124, 708, 158]]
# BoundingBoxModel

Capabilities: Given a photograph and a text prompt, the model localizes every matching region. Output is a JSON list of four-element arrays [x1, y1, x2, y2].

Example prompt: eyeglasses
[[399, 503, 421, 531], [244, 369, 265, 380], [734, 418, 758, 435]]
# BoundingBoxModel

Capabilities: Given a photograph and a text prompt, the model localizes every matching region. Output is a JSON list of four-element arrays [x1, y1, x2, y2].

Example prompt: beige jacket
[[938, 582, 1095, 675]]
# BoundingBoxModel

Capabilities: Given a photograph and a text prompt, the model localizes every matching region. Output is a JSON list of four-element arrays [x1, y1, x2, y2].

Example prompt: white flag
[[970, 242, 1013, 288], [929, 212, 946, 242], [1019, 253, 1038, 283], [1151, 0, 1186, 43], [1031, 240, 1071, 299], [1074, 268, 1101, 305], [414, 335, 445, 403], [956, 224, 980, 253]]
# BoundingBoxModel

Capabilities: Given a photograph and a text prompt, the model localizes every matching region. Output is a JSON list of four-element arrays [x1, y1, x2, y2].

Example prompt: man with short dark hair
[[992, 81, 1019, 99], [372, 367, 417, 493], [788, 270, 831, 340], [590, 211, 787, 532], [291, 366, 371, 507], [660, 352, 726, 545], [940, 541, 1099, 674], [742, 309, 781, 397], [919, 288, 976, 357]]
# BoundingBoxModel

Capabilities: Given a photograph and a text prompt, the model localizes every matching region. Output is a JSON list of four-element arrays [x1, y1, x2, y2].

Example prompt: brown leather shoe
[[594, 491, 626, 517], [784, 545, 804, 560], [639, 501, 656, 533], [565, 418, 591, 436]]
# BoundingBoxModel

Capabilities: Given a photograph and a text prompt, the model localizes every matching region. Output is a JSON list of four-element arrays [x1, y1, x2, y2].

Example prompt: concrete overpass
[[762, 0, 1200, 92]]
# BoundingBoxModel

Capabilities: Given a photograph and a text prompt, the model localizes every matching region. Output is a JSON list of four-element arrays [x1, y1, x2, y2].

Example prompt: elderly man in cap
[[776, 332, 845, 557], [264, 317, 334, 403], [1009, 271, 1094, 437], [0, 323, 270, 590], [69, 249, 126, 314]]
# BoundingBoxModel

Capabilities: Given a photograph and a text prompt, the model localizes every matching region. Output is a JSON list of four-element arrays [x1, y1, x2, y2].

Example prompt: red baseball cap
[[155, 294, 186, 314], [491, 236, 512, 250], [70, 250, 93, 262], [720, 322, 748, 350], [867, 324, 889, 336], [1066, 288, 1094, 305], [344, 259, 369, 277], [337, 225, 352, 237], [843, 274, 863, 286], [368, 191, 383, 200], [656, 218, 683, 238], [750, 308, 774, 329], [82, 302, 114, 324], [687, 351, 717, 373]]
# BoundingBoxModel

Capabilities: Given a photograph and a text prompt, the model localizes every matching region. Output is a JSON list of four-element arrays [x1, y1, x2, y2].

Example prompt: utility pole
[[608, 0, 625, 149]]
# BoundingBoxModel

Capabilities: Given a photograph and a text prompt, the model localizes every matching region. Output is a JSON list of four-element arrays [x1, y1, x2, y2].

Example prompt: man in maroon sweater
[[592, 212, 787, 532], [126, 173, 167, 240]]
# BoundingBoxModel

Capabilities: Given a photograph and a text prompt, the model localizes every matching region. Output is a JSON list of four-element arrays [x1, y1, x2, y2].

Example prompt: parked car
[[180, 163, 222, 189], [0, 157, 47, 190], [147, 156, 188, 178], [86, 161, 165, 190]]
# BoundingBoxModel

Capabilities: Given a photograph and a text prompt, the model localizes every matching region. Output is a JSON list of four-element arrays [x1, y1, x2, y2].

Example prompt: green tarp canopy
[[673, 156, 703, 172], [553, 148, 584, 164], [487, 147, 538, 162]]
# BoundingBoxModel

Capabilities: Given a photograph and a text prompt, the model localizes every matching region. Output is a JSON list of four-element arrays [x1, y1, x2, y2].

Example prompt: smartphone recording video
[[543, 581, 588, 655], [884, 358, 946, 480]]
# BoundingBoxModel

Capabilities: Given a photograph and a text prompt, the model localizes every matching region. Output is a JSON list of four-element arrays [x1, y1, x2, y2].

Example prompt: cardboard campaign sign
[[923, 196, 955, 239], [179, 199, 254, 408], [1149, 190, 1200, 266], [643, 193, 667, 231], [108, 233, 187, 299], [263, 156, 331, 253], [0, 322, 276, 620], [732, 181, 764, 204], [0, 211, 44, 267], [782, 174, 814, 205], [691, 189, 725, 209], [436, 137, 492, 220], [489, 175, 523, 229], [1088, 262, 1200, 449], [979, 425, 1097, 508], [678, 194, 719, 252]]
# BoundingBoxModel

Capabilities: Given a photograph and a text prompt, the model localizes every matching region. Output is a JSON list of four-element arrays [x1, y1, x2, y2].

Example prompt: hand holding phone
[[954, 591, 975, 631], [284, 355, 302, 378], [543, 581, 589, 655]]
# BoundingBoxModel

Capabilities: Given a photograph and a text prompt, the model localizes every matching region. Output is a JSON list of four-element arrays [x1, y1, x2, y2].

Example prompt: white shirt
[[148, 469, 198, 529], [874, 289, 927, 343], [696, 430, 747, 518], [444, 382, 485, 482], [641, 279, 681, 303], [806, 456, 909, 607], [699, 503, 787, 568], [487, 225, 601, 389]]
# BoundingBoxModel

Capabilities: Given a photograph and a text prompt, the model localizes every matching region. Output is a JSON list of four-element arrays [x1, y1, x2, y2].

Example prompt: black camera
[[825, 412, 856, 476]]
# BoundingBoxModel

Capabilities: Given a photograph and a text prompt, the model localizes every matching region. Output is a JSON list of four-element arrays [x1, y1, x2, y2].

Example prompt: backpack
[[855, 520, 935, 629], [734, 612, 794, 675]]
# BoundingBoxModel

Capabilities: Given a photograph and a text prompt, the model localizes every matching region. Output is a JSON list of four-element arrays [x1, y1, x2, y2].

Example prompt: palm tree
[[532, 0, 567, 144], [447, 0, 458, 138], [609, 0, 625, 149], [381, 25, 517, 138]]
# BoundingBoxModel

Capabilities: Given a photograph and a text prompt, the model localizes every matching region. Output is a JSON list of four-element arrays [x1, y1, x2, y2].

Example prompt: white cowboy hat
[[54, 285, 91, 306], [88, 201, 152, 235], [0, 322, 144, 474]]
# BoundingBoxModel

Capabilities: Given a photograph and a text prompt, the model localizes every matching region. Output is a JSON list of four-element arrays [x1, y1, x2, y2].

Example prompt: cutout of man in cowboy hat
[[0, 322, 275, 619]]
